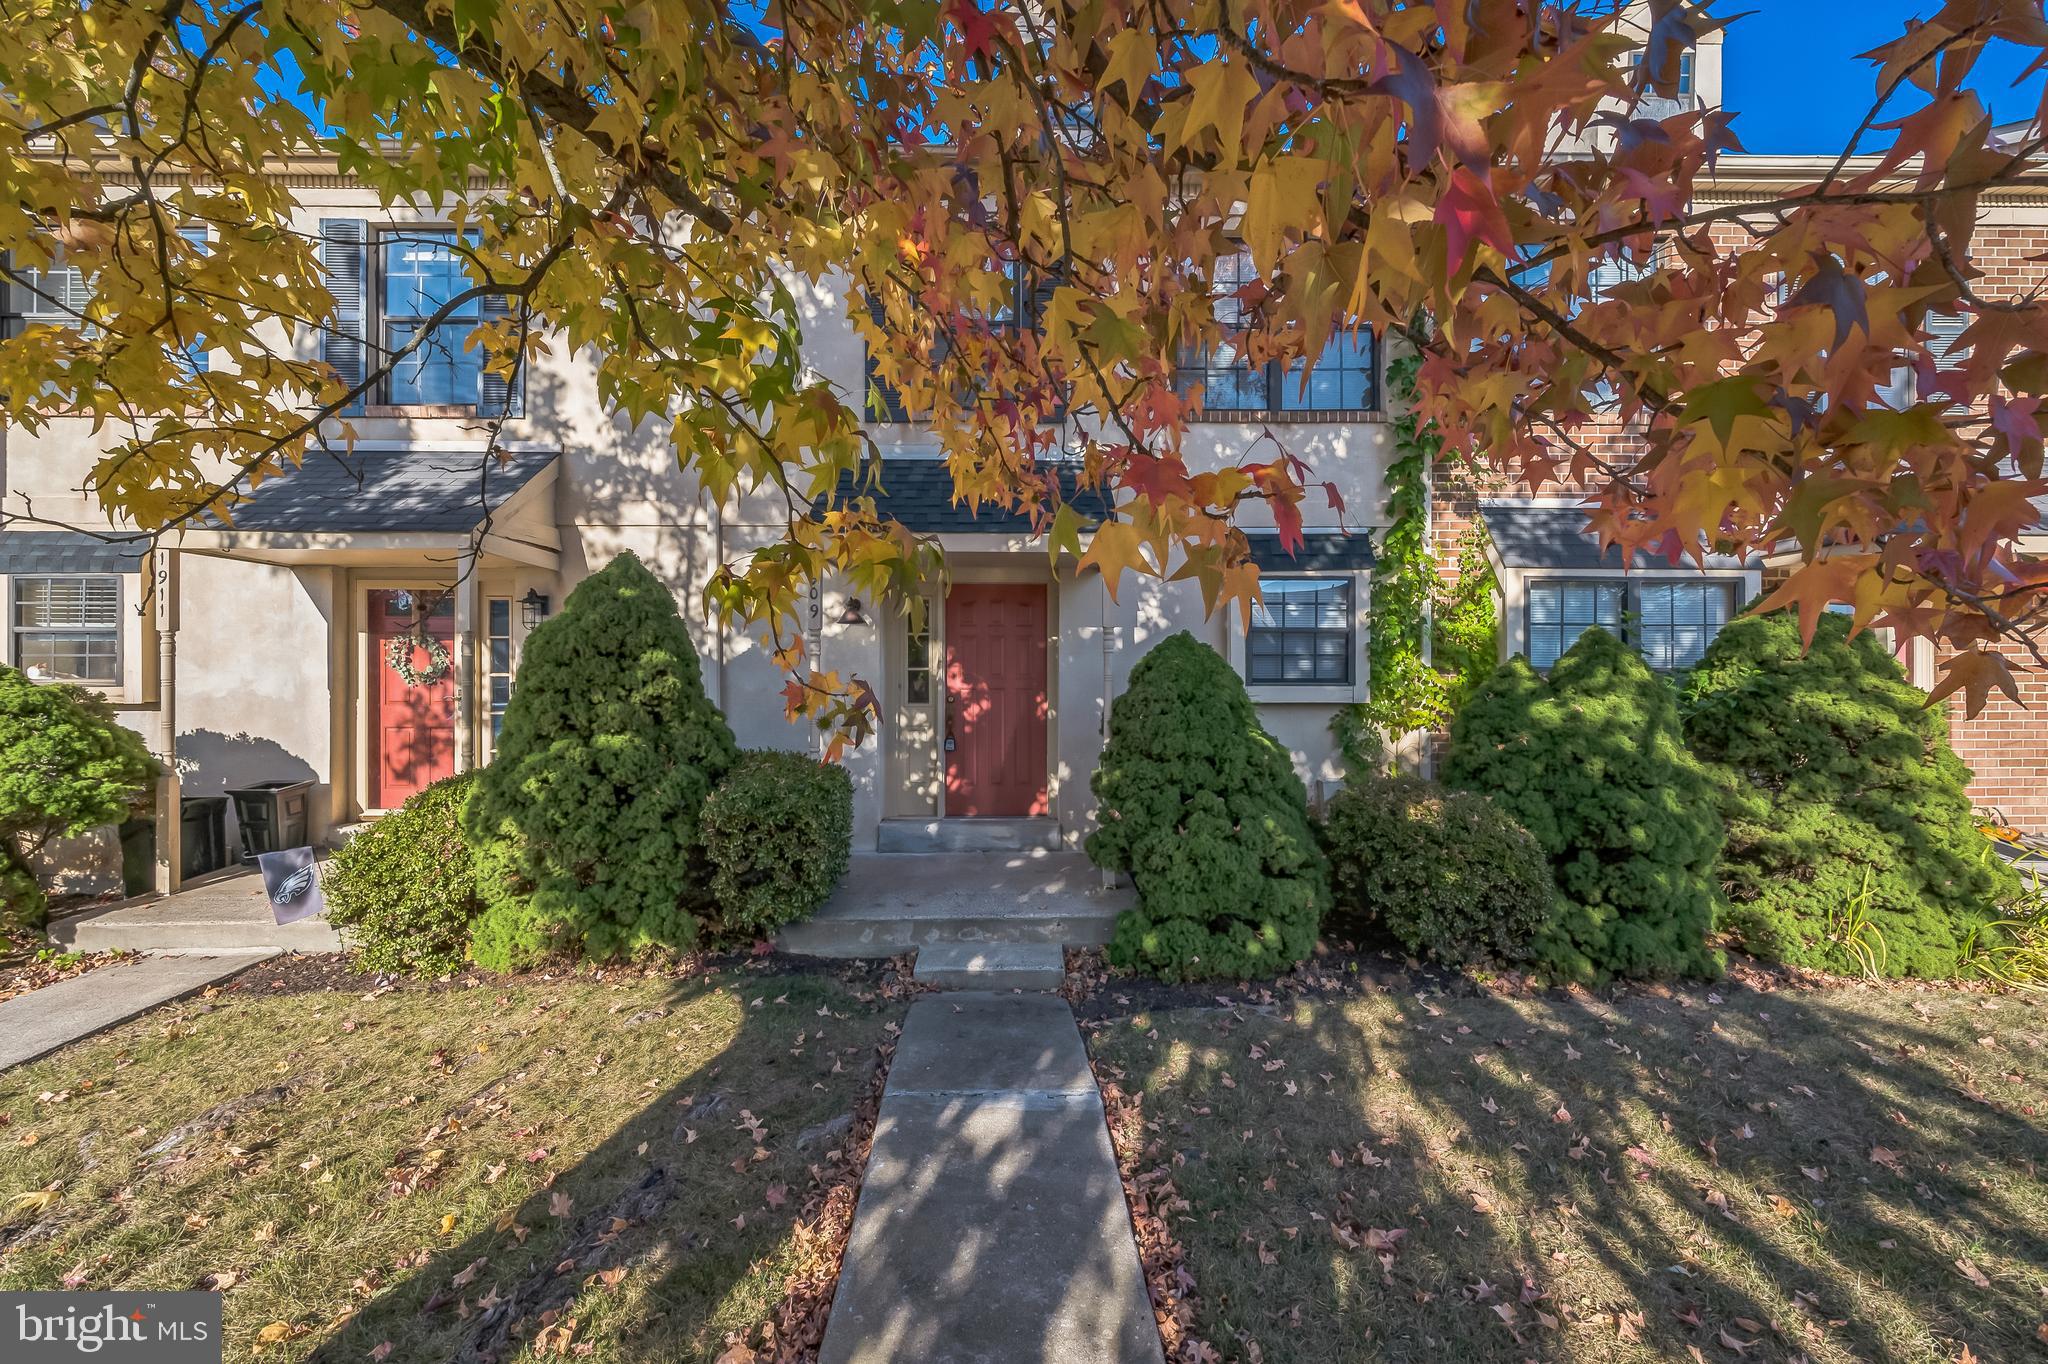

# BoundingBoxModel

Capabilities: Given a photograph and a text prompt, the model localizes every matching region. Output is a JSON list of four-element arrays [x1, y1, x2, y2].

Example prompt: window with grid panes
[[1526, 580, 1624, 670], [1173, 247, 1377, 415], [13, 576, 120, 685], [381, 229, 484, 405], [1246, 578, 1354, 686], [1636, 581, 1731, 671], [486, 597, 513, 748]]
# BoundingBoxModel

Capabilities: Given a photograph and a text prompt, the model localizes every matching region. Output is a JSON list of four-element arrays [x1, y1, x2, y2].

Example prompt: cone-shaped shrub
[[1087, 631, 1328, 980], [1681, 610, 2018, 978], [466, 552, 737, 969], [0, 666, 158, 931], [1444, 627, 1723, 981]]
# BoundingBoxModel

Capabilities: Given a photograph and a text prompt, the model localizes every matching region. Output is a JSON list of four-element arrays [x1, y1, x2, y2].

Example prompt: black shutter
[[1026, 269, 1067, 423], [864, 293, 910, 423], [476, 291, 523, 418], [318, 219, 368, 415]]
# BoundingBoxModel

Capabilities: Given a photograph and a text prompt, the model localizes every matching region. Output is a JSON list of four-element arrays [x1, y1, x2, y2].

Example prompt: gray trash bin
[[225, 780, 314, 863]]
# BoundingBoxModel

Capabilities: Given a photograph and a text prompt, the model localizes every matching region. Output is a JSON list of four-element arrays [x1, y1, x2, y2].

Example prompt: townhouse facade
[[6, 20, 2048, 902], [1, 171, 1398, 894]]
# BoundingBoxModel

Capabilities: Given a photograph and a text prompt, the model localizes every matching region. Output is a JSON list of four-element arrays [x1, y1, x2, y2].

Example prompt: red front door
[[945, 584, 1049, 817], [370, 588, 458, 809]]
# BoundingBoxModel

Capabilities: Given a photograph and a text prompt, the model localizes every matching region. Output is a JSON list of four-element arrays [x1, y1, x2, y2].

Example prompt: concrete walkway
[[820, 991, 1163, 1364], [0, 949, 275, 1071]]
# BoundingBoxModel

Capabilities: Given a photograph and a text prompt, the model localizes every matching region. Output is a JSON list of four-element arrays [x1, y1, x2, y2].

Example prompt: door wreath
[[384, 631, 454, 687]]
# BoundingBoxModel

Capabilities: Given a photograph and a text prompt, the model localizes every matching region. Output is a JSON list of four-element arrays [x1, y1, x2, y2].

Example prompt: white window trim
[[1228, 569, 1372, 705], [1501, 566, 1760, 670], [3, 571, 139, 701]]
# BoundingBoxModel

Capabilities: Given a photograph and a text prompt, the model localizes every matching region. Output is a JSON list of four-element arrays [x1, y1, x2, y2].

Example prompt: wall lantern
[[837, 597, 869, 627], [520, 588, 551, 630]]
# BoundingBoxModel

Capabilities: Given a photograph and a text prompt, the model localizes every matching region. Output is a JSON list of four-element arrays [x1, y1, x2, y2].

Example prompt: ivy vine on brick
[[1332, 351, 1499, 770]]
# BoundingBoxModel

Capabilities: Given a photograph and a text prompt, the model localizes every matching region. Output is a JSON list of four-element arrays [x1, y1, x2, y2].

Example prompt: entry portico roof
[[170, 446, 562, 569], [817, 458, 1114, 533]]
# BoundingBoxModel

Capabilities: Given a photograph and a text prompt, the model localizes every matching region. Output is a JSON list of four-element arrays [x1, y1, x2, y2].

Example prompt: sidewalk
[[820, 991, 1163, 1364], [0, 949, 274, 1071]]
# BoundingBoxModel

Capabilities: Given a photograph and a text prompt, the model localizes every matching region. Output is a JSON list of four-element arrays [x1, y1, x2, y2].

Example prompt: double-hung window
[[381, 229, 484, 406], [1246, 578, 1354, 686], [12, 575, 121, 685], [1526, 578, 1732, 671], [1173, 248, 1378, 416]]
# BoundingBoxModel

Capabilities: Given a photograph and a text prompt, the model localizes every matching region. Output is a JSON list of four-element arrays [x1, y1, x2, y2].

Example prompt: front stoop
[[877, 817, 1061, 853], [912, 941, 1065, 990], [49, 873, 342, 954], [777, 850, 1131, 959]]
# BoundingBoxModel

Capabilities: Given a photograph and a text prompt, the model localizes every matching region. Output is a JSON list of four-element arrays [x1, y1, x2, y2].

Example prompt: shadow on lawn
[[304, 969, 891, 1364], [1112, 983, 2048, 1363]]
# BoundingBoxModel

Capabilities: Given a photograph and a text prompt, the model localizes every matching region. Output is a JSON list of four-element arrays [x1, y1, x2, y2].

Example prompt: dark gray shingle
[[817, 458, 1112, 533], [0, 530, 149, 574], [213, 447, 557, 533], [1480, 501, 1759, 570], [1246, 532, 1376, 571]]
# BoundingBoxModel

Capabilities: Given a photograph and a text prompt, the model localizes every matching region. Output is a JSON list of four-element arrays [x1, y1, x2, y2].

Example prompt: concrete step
[[878, 817, 1062, 853], [912, 942, 1065, 990], [48, 872, 342, 954], [778, 851, 1132, 959]]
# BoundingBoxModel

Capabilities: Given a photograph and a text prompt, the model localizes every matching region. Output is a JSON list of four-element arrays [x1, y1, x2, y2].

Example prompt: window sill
[[366, 404, 482, 419], [1245, 682, 1365, 706], [1188, 409, 1386, 425]]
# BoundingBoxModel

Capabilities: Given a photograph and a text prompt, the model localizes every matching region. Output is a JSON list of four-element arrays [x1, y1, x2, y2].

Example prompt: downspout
[[706, 490, 726, 712], [153, 549, 182, 895], [1418, 437, 1435, 780]]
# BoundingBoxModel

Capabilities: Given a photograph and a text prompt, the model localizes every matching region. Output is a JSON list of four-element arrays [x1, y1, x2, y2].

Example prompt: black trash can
[[225, 780, 314, 863], [181, 795, 230, 879], [118, 817, 156, 897]]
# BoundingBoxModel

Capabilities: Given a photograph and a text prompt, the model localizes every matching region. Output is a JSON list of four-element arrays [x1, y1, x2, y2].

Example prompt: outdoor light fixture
[[837, 597, 869, 626], [520, 588, 551, 629]]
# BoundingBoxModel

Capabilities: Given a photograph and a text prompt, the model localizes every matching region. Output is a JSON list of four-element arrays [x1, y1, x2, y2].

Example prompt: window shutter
[[1023, 269, 1069, 423], [318, 218, 368, 415], [1924, 311, 1971, 409], [476, 291, 523, 418], [864, 294, 909, 423], [178, 226, 209, 373]]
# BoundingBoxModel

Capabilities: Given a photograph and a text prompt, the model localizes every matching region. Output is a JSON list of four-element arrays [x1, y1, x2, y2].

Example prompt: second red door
[[944, 584, 1049, 817], [370, 588, 458, 810]]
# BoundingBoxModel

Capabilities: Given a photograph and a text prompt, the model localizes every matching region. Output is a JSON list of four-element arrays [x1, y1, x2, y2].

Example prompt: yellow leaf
[[8, 1189, 59, 1216], [438, 1213, 458, 1236], [1243, 156, 1327, 275], [1173, 59, 1259, 160], [256, 1322, 292, 1344]]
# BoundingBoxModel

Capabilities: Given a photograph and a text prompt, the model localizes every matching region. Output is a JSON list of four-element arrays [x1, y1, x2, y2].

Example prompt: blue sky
[[1723, 1, 2047, 153]]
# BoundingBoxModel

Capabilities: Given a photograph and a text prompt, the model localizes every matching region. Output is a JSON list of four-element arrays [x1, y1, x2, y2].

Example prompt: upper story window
[[2, 256, 90, 336], [1247, 577, 1355, 686], [1526, 577, 1732, 672], [12, 574, 121, 685], [1625, 47, 1695, 98], [1172, 248, 1379, 417], [864, 261, 1054, 423], [381, 229, 485, 407]]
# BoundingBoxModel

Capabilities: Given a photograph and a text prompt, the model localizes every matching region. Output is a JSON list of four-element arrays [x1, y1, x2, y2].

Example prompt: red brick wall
[[1940, 637, 2048, 830]]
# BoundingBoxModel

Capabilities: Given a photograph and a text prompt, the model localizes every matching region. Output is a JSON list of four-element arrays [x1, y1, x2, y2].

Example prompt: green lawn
[[1088, 981, 2048, 1364], [0, 960, 903, 1363]]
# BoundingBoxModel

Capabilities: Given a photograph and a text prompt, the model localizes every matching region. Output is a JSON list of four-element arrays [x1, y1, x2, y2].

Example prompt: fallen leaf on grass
[[1955, 1258, 1992, 1290], [550, 1191, 574, 1219], [1868, 1145, 1907, 1176], [9, 1189, 60, 1216], [370, 1343, 393, 1362]]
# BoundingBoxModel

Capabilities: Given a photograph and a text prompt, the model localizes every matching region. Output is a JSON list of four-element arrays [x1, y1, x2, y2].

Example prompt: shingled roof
[[1481, 501, 1761, 571], [816, 458, 1114, 533], [0, 529, 150, 574], [210, 448, 557, 533]]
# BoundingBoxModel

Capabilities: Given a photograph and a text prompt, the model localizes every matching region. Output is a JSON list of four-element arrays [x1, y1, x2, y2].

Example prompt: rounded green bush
[[1444, 627, 1724, 981], [324, 773, 480, 976], [465, 552, 738, 970], [0, 665, 158, 931], [1322, 775, 1555, 965], [1681, 609, 2019, 978], [701, 750, 853, 937], [1087, 631, 1329, 981]]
